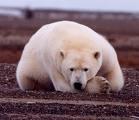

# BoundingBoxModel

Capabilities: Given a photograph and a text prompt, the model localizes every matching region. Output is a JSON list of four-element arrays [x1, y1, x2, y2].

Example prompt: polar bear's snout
[[70, 70, 87, 91], [73, 76, 83, 90]]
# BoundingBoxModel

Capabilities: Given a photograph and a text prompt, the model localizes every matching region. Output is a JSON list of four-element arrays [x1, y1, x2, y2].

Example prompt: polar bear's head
[[59, 49, 102, 91]]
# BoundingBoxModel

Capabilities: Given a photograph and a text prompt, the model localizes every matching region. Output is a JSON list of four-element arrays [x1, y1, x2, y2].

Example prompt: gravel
[[0, 63, 139, 120]]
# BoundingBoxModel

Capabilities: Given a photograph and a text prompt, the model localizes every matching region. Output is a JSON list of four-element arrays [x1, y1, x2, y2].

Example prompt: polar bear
[[16, 21, 124, 93]]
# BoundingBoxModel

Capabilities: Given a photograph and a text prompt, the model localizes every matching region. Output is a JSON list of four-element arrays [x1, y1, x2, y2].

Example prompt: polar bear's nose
[[74, 82, 82, 90]]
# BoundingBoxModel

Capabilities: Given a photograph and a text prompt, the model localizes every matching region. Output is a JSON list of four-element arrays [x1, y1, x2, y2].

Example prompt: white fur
[[16, 21, 124, 92]]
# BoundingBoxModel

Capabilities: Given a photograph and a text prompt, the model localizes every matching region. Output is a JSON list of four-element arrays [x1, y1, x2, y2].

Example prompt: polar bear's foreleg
[[106, 65, 124, 92], [52, 79, 72, 92], [52, 78, 72, 92], [49, 71, 72, 92]]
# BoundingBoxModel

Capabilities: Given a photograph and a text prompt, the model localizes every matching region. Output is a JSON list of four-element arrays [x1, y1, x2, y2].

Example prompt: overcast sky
[[0, 0, 139, 13]]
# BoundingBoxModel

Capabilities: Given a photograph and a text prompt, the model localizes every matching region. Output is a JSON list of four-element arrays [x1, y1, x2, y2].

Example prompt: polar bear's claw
[[96, 76, 111, 94], [100, 80, 111, 94]]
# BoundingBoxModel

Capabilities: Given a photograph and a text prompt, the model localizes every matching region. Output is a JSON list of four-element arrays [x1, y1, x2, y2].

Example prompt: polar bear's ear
[[94, 51, 100, 59], [60, 50, 65, 58]]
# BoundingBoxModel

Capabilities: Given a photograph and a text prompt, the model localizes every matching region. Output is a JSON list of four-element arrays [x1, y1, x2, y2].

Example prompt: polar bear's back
[[32, 21, 103, 53]]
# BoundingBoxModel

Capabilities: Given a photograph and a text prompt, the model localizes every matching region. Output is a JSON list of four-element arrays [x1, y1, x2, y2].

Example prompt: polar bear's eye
[[70, 68, 74, 71], [83, 68, 88, 72], [94, 52, 100, 59]]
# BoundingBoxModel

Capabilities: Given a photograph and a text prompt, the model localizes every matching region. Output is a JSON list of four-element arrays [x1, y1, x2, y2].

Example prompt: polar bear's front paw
[[86, 76, 111, 94], [97, 77, 111, 94]]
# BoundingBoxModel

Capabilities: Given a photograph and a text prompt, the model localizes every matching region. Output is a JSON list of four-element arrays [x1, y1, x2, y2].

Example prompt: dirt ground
[[0, 63, 138, 120]]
